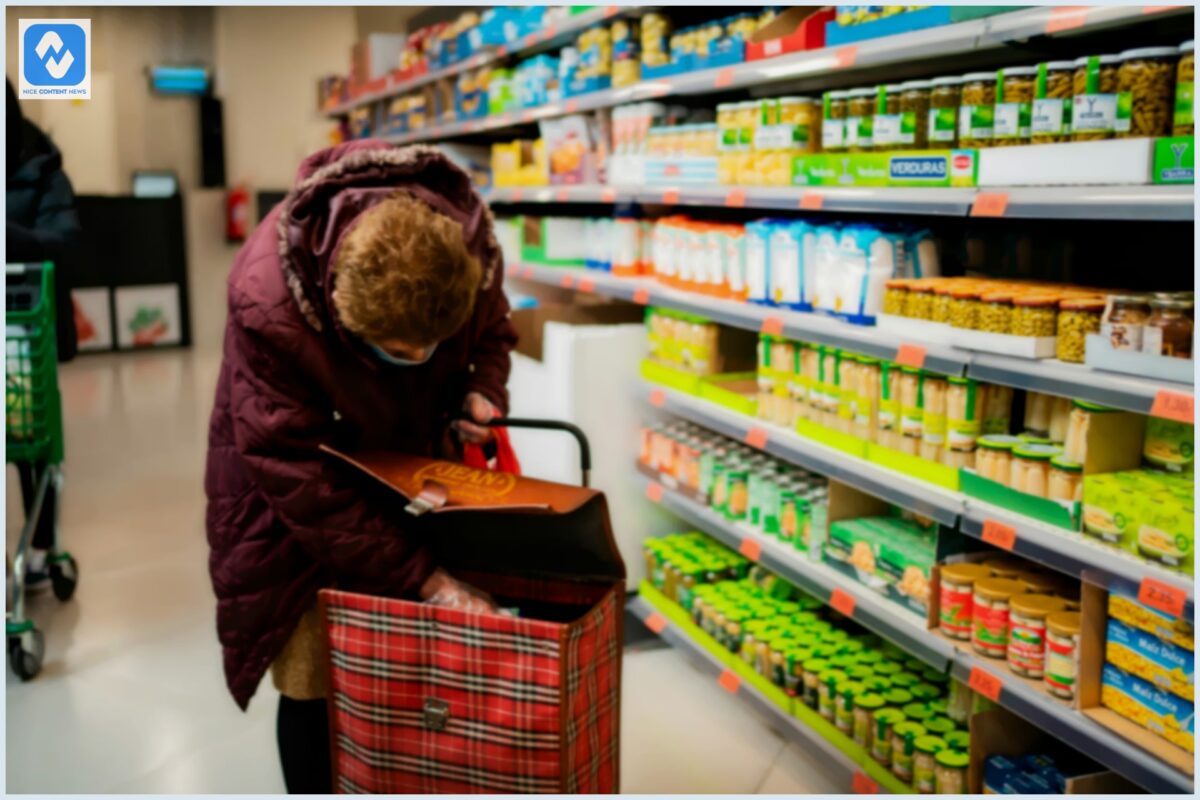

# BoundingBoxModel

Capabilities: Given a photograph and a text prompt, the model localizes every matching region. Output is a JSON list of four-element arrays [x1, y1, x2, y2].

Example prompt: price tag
[[895, 343, 927, 369], [524, 33, 538, 49], [725, 188, 747, 208], [968, 666, 1003, 703], [507, 264, 519, 278], [1138, 577, 1187, 618], [718, 669, 742, 694], [714, 67, 735, 89], [649, 388, 666, 408], [763, 39, 784, 58], [633, 288, 651, 305], [739, 537, 762, 562], [1143, 5, 1180, 13], [971, 192, 1010, 217], [556, 188, 570, 203], [496, 45, 508, 58], [645, 482, 664, 503], [512, 188, 525, 202], [662, 188, 680, 205], [579, 278, 596, 293], [799, 192, 825, 210], [645, 612, 668, 634], [565, 99, 580, 113], [560, 274, 576, 290], [981, 519, 1017, 551], [522, 109, 537, 123], [1150, 389, 1194, 423], [604, 5, 620, 18], [522, 267, 534, 279], [834, 45, 858, 68], [544, 25, 557, 40], [851, 772, 880, 794], [1046, 6, 1088, 33], [760, 316, 785, 336], [745, 428, 768, 449], [830, 588, 856, 618], [600, 187, 618, 203]]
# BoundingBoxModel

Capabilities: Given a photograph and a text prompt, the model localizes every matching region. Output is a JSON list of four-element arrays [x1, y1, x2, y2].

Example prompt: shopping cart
[[6, 262, 78, 680], [320, 417, 624, 794]]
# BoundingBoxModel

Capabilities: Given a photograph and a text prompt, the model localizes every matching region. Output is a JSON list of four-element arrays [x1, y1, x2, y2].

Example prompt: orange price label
[[645, 612, 668, 634], [565, 99, 579, 113], [835, 45, 858, 68], [799, 192, 825, 211], [981, 519, 1017, 551], [1143, 5, 1180, 13], [760, 316, 785, 336], [578, 278, 596, 293], [1138, 578, 1187, 619], [968, 666, 1003, 703], [745, 427, 768, 449], [714, 67, 735, 89], [649, 388, 666, 408], [1151, 389, 1194, 424], [718, 669, 742, 694], [521, 109, 536, 122], [560, 274, 576, 290], [645, 482, 663, 503], [544, 25, 557, 40], [507, 264, 519, 277], [830, 588, 856, 618], [1046, 6, 1088, 33], [971, 192, 1010, 218], [895, 343, 927, 369], [600, 187, 617, 203], [632, 288, 651, 305], [725, 188, 747, 208], [763, 38, 784, 58], [662, 188, 680, 205], [739, 537, 762, 562], [604, 5, 620, 18], [524, 33, 538, 49], [512, 188, 525, 202], [522, 267, 534, 279], [851, 772, 880, 794], [496, 45, 508, 57]]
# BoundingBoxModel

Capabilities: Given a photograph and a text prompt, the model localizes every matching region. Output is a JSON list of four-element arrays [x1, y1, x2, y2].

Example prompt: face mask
[[369, 341, 437, 367]]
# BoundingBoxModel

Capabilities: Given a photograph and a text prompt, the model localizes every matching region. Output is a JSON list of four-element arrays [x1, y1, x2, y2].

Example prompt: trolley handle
[[458, 415, 592, 488]]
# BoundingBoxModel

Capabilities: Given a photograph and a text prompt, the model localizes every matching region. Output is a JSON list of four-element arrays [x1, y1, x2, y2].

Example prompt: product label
[[1072, 93, 1117, 133], [1115, 90, 1134, 133], [874, 113, 901, 148], [914, 756, 936, 793], [1031, 97, 1070, 136], [822, 118, 845, 149], [745, 237, 768, 301], [993, 101, 1032, 139], [853, 709, 870, 747], [1142, 325, 1166, 356], [958, 104, 994, 139], [1007, 616, 1048, 674], [720, 126, 739, 152], [900, 405, 923, 437], [922, 410, 947, 445], [1045, 634, 1077, 694], [972, 601, 1010, 657], [844, 115, 862, 149], [1153, 135, 1195, 184], [928, 106, 956, 142], [898, 110, 918, 145], [1175, 81, 1194, 129], [947, 418, 982, 451], [939, 584, 974, 637]]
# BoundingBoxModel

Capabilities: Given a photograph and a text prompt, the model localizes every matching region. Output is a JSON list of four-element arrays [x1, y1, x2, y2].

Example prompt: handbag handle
[[459, 416, 592, 488]]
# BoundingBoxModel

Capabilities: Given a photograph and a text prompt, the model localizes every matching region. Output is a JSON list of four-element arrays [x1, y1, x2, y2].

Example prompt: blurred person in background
[[204, 140, 516, 793]]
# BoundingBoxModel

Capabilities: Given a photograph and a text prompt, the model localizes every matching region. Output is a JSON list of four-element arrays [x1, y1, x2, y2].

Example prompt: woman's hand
[[420, 568, 498, 614], [452, 391, 498, 444]]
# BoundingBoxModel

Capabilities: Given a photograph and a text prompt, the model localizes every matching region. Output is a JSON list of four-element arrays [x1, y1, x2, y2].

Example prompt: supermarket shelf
[[948, 652, 1194, 795], [639, 381, 963, 527], [960, 499, 1195, 608], [966, 352, 1194, 418], [638, 471, 955, 670], [509, 262, 971, 376], [625, 594, 874, 792], [488, 183, 1194, 221]]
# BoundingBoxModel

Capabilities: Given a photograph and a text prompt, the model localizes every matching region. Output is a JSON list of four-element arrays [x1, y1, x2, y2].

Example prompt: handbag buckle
[[423, 698, 450, 731]]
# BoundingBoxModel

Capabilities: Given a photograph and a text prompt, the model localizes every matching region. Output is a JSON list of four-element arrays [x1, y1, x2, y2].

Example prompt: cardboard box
[[509, 301, 644, 362], [1105, 618, 1193, 701], [521, 217, 588, 266], [745, 6, 833, 60]]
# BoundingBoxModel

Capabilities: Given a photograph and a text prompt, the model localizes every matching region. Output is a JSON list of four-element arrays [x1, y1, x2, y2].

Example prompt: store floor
[[6, 215, 840, 794]]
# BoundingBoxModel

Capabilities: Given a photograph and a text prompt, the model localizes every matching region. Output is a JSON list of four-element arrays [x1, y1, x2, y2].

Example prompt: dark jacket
[[7, 83, 80, 361], [204, 141, 516, 709]]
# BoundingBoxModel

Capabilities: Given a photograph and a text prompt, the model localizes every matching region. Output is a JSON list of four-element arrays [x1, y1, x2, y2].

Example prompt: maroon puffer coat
[[205, 141, 516, 709]]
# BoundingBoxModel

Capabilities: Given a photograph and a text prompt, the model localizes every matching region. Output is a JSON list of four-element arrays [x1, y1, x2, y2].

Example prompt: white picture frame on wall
[[71, 287, 114, 352], [114, 284, 182, 349]]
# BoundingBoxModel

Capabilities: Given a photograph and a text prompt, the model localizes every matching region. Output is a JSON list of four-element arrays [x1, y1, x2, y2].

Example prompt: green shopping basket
[[6, 262, 64, 465]]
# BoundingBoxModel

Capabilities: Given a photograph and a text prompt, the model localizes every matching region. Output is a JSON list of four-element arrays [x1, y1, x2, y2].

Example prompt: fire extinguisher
[[226, 184, 250, 243]]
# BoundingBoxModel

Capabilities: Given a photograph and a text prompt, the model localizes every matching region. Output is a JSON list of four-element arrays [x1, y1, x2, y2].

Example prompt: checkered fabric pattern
[[323, 583, 621, 794]]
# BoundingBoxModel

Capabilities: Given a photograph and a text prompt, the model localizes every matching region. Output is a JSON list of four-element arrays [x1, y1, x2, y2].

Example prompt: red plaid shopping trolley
[[320, 420, 624, 794]]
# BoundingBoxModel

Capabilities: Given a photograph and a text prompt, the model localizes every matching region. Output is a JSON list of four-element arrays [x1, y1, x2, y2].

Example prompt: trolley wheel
[[49, 554, 78, 602], [8, 627, 44, 681]]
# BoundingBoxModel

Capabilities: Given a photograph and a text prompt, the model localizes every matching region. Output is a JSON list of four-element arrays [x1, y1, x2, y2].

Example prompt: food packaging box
[[1105, 618, 1193, 700], [1107, 583, 1194, 651], [976, 138, 1156, 186], [1153, 136, 1195, 184], [825, 6, 1015, 46], [745, 6, 833, 60], [521, 216, 587, 266], [792, 150, 978, 188], [1099, 664, 1194, 753], [1083, 333, 1195, 384], [1082, 469, 1194, 575]]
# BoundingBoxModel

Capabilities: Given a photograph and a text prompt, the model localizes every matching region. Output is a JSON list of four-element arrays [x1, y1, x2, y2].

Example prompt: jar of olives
[[1176, 40, 1194, 135], [931, 283, 956, 325], [959, 72, 996, 147], [874, 84, 904, 152], [994, 66, 1036, 146], [929, 76, 962, 147], [883, 278, 912, 316], [1032, 61, 1075, 143], [1056, 297, 1105, 363], [823, 91, 849, 153], [904, 281, 936, 320], [979, 291, 1014, 334], [899, 79, 933, 149], [949, 287, 982, 330], [1116, 47, 1178, 138], [846, 88, 877, 152], [1012, 295, 1059, 337], [1072, 54, 1119, 141]]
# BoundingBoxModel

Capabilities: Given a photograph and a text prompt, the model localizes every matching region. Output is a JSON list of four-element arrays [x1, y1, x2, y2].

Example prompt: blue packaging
[[983, 754, 1018, 794], [744, 220, 776, 306], [768, 221, 808, 311]]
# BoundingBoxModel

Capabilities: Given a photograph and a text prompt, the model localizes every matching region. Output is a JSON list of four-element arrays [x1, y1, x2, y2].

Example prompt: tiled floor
[[5, 196, 839, 794]]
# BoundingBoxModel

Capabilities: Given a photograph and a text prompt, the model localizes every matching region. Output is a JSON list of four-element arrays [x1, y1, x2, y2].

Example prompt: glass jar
[[835, 681, 864, 734], [1176, 40, 1194, 135], [1100, 293, 1151, 351], [853, 356, 881, 443], [913, 736, 946, 794], [883, 278, 913, 316], [931, 283, 955, 325], [1008, 593, 1068, 678], [979, 290, 1014, 334], [822, 91, 849, 153], [1142, 298, 1194, 359], [1010, 444, 1059, 498], [898, 368, 925, 456], [890, 722, 927, 783], [871, 708, 905, 765], [904, 281, 936, 320], [1012, 294, 1059, 337], [1032, 60, 1076, 143], [934, 750, 970, 794], [846, 88, 877, 152], [972, 577, 1026, 659], [1116, 47, 1178, 138], [1049, 394, 1072, 443], [949, 287, 982, 330], [1048, 456, 1083, 503], [946, 377, 982, 454], [1056, 297, 1105, 362], [928, 76, 962, 147], [817, 669, 847, 720], [1045, 611, 1081, 700], [959, 72, 996, 148], [983, 385, 1014, 435], [874, 84, 904, 152], [853, 693, 886, 749], [920, 375, 948, 462], [1072, 54, 1120, 141], [975, 435, 1016, 485], [994, 66, 1036, 146], [801, 656, 830, 706], [780, 96, 819, 154], [939, 562, 992, 639], [1063, 400, 1112, 464], [899, 79, 932, 149]]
